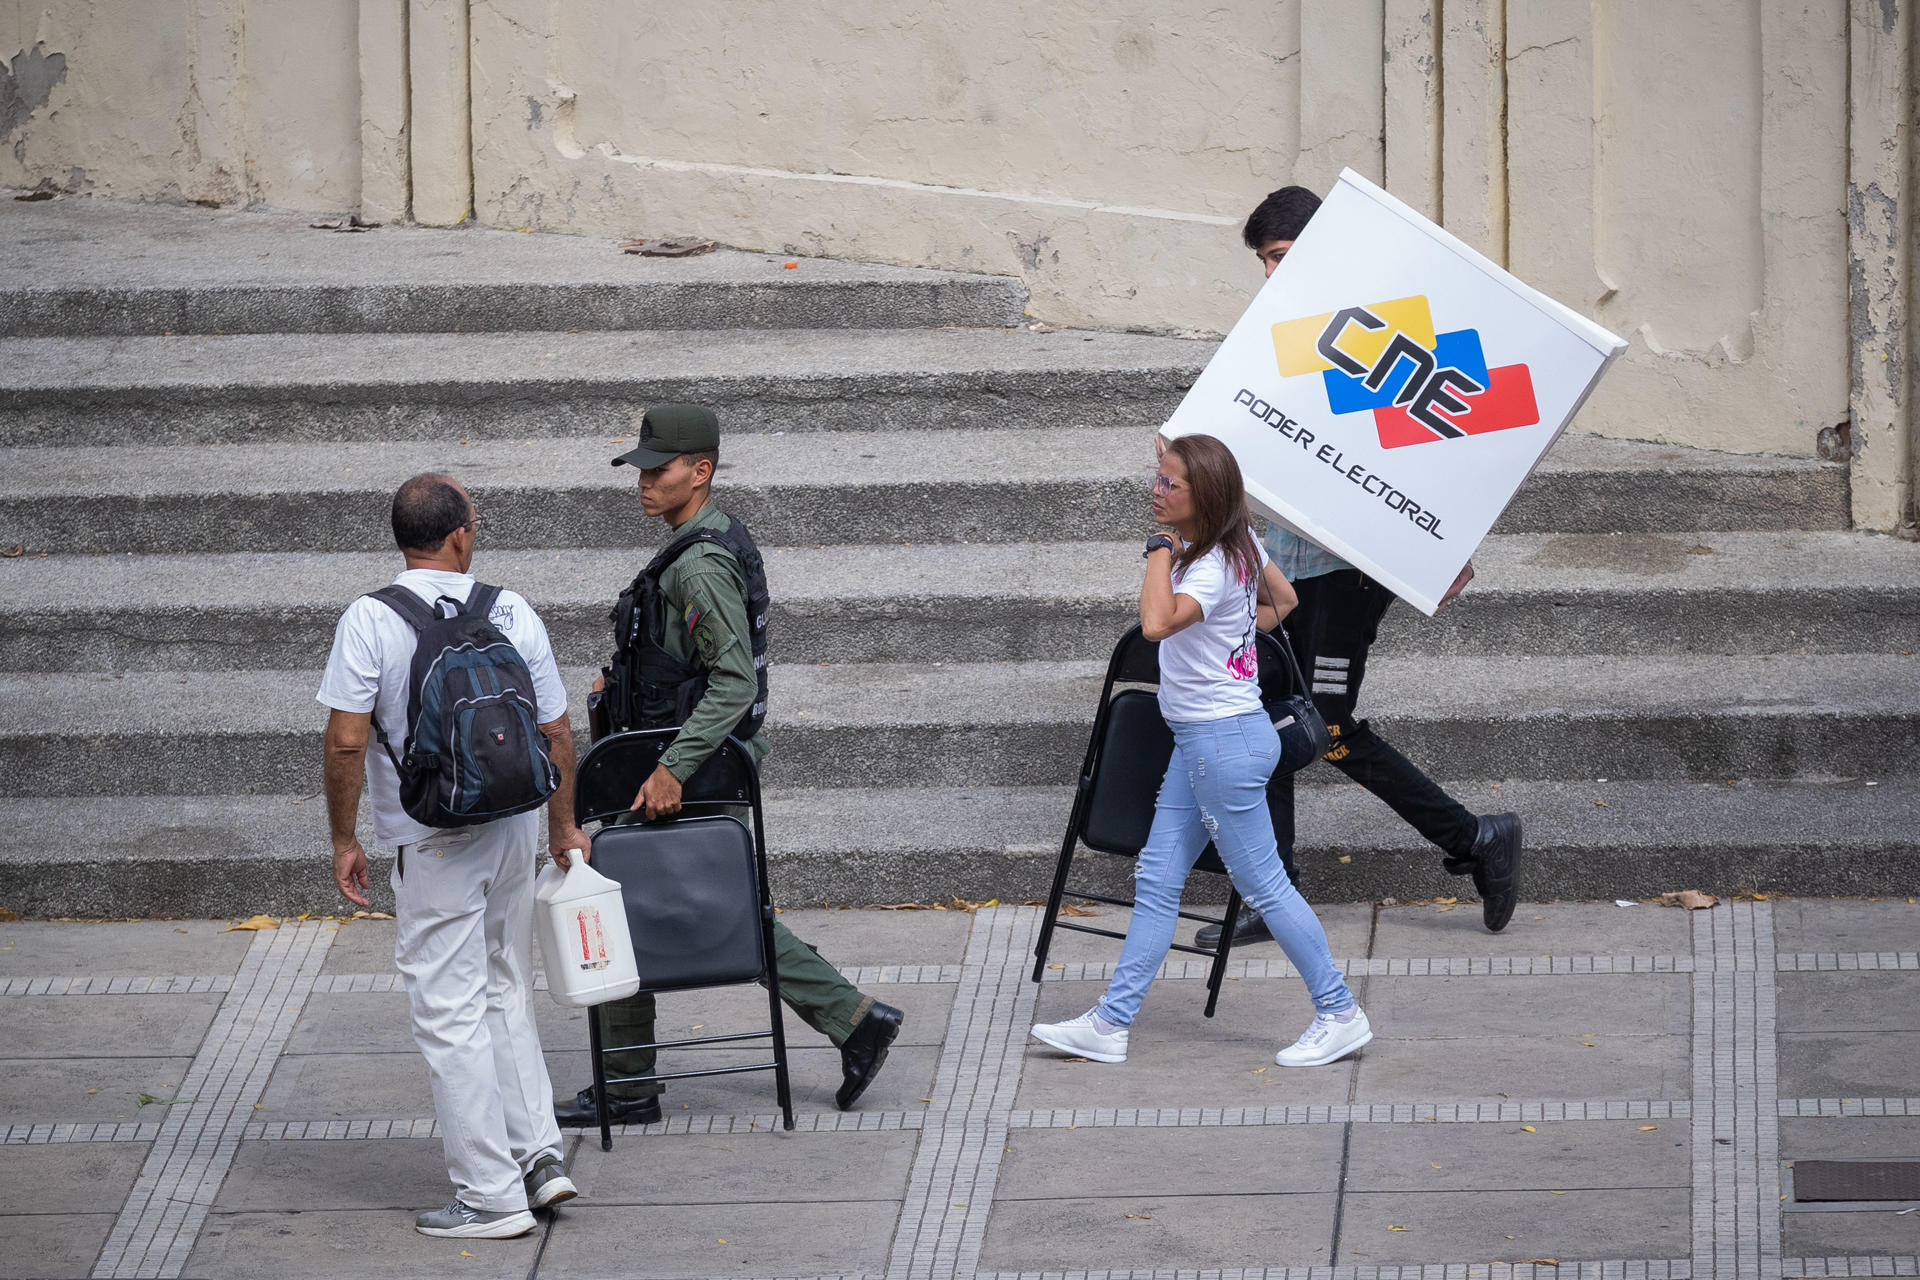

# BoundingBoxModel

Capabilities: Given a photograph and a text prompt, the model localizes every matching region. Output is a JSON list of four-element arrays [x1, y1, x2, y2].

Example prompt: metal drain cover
[[1792, 1161, 1920, 1202]]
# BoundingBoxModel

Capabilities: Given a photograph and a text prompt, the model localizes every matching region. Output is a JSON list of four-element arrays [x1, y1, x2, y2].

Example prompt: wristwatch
[[1143, 534, 1176, 559]]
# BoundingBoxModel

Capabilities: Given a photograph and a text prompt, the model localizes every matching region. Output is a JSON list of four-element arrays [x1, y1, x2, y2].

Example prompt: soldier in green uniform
[[554, 403, 904, 1127]]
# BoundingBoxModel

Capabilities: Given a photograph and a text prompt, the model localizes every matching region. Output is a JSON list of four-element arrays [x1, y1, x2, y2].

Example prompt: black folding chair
[[1030, 625, 1306, 1017], [572, 729, 794, 1149]]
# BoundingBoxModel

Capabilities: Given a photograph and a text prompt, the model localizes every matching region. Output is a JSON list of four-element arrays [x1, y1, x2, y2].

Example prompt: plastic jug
[[534, 852, 641, 1007]]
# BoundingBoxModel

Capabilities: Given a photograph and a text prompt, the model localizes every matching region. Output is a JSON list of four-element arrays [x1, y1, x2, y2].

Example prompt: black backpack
[[602, 515, 770, 739], [367, 583, 559, 829]]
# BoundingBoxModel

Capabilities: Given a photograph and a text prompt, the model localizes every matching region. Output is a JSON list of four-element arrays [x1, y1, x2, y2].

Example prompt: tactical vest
[[602, 514, 771, 740]]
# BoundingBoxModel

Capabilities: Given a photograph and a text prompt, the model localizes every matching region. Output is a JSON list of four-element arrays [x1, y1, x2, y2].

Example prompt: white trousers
[[391, 811, 563, 1211]]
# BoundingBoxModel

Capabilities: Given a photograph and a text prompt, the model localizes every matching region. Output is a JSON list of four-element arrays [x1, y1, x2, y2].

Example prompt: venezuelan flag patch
[[683, 603, 701, 634]]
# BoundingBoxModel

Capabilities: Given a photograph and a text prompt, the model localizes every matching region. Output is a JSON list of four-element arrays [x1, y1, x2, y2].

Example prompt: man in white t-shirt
[[319, 473, 592, 1240]]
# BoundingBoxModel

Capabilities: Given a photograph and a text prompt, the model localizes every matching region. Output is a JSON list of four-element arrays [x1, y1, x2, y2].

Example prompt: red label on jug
[[574, 907, 612, 971]]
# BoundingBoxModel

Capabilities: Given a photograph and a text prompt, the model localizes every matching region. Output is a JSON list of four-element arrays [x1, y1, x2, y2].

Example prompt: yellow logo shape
[[1272, 295, 1437, 378]]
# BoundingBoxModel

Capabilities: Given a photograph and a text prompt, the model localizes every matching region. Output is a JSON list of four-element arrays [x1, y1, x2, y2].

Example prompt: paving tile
[[1360, 973, 1691, 1038], [1371, 901, 1690, 957], [995, 1125, 1346, 1199], [214, 1138, 452, 1211], [1783, 1209, 1920, 1258], [0, 1056, 191, 1121], [0, 1143, 149, 1214], [0, 919, 250, 977], [186, 1210, 536, 1278], [1344, 1120, 1690, 1191], [318, 918, 396, 974], [770, 906, 976, 962], [539, 1200, 899, 1277], [2, 992, 222, 1057], [1780, 1032, 1920, 1098], [1781, 1116, 1920, 1160], [1015, 1024, 1354, 1110], [1773, 899, 1920, 953], [1338, 1188, 1689, 1262], [1352, 1033, 1692, 1102], [1034, 902, 1374, 966], [1779, 972, 1920, 1031], [0, 1213, 117, 1279], [977, 1192, 1340, 1270], [568, 1129, 916, 1205]]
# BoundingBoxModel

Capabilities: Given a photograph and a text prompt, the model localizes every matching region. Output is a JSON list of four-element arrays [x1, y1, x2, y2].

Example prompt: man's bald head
[[391, 473, 473, 553]]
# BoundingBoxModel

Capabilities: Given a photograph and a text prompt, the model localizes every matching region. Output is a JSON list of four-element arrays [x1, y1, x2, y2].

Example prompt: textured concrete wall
[[0, 0, 361, 210], [1, 0, 1914, 528]]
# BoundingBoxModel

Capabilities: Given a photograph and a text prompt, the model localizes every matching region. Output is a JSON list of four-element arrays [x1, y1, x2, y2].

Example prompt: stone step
[[0, 429, 1851, 558], [0, 198, 1029, 335], [2, 532, 1915, 673], [2, 654, 1912, 798], [0, 776, 1907, 917], [0, 328, 1205, 446]]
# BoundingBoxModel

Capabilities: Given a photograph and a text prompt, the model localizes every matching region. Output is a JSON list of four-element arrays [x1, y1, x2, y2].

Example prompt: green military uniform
[[600, 500, 873, 1101]]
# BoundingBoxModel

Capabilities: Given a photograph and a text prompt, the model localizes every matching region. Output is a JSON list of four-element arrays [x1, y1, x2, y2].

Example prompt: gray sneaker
[[524, 1155, 578, 1209], [413, 1199, 537, 1238]]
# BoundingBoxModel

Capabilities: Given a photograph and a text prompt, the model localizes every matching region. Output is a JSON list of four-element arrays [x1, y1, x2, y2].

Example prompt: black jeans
[[1272, 569, 1481, 867]]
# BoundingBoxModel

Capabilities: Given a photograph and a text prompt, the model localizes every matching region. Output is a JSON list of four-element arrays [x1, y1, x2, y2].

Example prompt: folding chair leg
[[588, 1003, 613, 1152], [1031, 796, 1087, 982], [1202, 887, 1245, 1019], [761, 910, 795, 1131]]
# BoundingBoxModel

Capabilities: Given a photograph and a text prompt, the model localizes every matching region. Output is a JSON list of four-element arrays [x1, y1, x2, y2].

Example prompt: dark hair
[[1243, 185, 1322, 249], [1166, 435, 1261, 585], [683, 448, 718, 478], [391, 473, 471, 552]]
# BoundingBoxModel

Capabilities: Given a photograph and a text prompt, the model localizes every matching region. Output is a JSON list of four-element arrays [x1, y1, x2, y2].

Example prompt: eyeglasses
[[1149, 472, 1188, 496]]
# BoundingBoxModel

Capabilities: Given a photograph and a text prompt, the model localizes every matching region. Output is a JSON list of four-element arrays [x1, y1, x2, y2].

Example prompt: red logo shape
[[1371, 363, 1539, 449]]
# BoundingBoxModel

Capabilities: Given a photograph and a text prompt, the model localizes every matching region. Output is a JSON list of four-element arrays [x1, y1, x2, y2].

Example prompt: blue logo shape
[[1321, 328, 1491, 415]]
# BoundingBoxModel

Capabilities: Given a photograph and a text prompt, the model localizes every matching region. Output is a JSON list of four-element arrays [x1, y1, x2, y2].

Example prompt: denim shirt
[[1263, 523, 1352, 583]]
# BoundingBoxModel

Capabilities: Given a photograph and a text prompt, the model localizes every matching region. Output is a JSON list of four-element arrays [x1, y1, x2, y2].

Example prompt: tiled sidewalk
[[1, 899, 1915, 1279]]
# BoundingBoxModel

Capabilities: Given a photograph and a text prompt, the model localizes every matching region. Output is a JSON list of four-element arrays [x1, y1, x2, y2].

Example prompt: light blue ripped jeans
[[1094, 710, 1355, 1027]]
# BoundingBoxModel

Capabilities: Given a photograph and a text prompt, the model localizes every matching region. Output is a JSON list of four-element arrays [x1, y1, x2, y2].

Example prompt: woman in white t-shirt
[[1030, 434, 1372, 1068]]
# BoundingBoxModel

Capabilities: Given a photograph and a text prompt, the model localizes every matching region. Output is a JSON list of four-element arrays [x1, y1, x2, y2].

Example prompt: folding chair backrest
[[575, 731, 754, 825], [587, 814, 767, 992], [1081, 689, 1172, 856]]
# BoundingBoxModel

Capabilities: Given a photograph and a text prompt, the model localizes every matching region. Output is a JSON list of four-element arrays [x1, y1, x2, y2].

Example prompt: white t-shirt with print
[[1157, 538, 1270, 724], [316, 568, 568, 848]]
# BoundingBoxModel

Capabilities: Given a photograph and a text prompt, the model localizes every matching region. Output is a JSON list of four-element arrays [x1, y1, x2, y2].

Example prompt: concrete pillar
[[407, 0, 470, 226], [1441, 0, 1508, 263], [1383, 0, 1441, 221], [1297, 0, 1386, 192], [358, 0, 410, 222], [1847, 0, 1917, 535]]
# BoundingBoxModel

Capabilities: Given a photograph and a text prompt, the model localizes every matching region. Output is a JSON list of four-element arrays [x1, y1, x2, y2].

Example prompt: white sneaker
[[1030, 1009, 1129, 1063], [1275, 1007, 1373, 1067]]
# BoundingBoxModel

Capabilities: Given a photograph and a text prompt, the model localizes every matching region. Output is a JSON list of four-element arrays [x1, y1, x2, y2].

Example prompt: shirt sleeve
[[1172, 553, 1228, 620], [316, 600, 381, 714], [500, 592, 568, 722], [659, 562, 759, 782]]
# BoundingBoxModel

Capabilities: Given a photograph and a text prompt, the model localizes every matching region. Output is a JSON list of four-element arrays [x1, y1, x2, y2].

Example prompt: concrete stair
[[0, 196, 1913, 916]]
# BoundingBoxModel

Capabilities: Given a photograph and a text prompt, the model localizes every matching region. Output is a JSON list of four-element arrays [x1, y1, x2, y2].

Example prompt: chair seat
[[589, 815, 766, 992]]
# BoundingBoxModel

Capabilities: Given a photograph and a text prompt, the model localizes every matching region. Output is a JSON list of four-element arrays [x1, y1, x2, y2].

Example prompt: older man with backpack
[[319, 472, 592, 1239]]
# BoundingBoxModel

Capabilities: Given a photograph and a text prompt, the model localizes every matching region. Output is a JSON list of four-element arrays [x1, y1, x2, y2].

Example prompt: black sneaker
[[1194, 905, 1273, 950], [1467, 813, 1522, 932]]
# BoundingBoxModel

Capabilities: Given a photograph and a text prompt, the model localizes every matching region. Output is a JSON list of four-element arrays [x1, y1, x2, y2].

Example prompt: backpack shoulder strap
[[366, 584, 437, 632], [464, 582, 503, 620]]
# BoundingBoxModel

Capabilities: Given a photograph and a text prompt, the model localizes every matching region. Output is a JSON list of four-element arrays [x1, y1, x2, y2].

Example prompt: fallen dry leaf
[[459, 1251, 473, 1257], [350, 910, 395, 920], [1337, 855, 1353, 863], [1639, 1125, 1658, 1131], [1549, 1190, 1567, 1194], [1660, 889, 1719, 910], [1057, 903, 1102, 917], [1387, 1224, 1408, 1231], [1046, 963, 1065, 970], [1123, 1212, 1152, 1220], [1431, 1162, 1443, 1169], [0, 544, 21, 558], [223, 914, 279, 932], [1519, 1261, 1560, 1267], [0, 907, 18, 922], [1520, 1125, 1537, 1133]]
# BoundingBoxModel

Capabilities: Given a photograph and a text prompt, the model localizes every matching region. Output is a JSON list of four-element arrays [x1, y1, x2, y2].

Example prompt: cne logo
[[1271, 295, 1540, 448]]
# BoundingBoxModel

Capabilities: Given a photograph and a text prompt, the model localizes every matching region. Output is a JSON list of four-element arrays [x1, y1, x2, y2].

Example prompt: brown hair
[[1166, 434, 1261, 585]]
